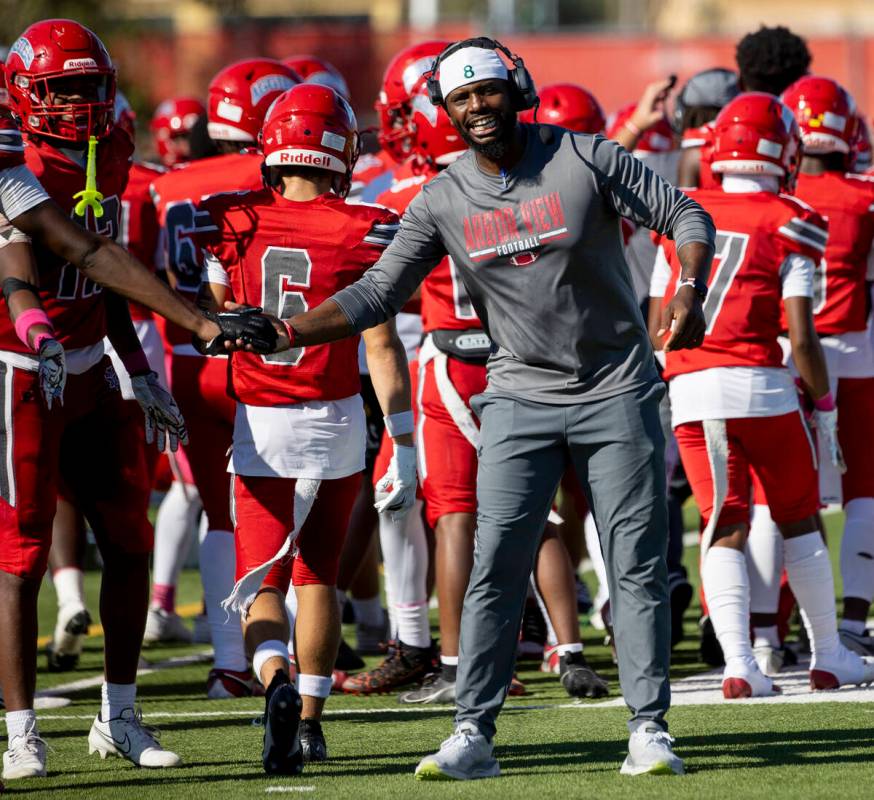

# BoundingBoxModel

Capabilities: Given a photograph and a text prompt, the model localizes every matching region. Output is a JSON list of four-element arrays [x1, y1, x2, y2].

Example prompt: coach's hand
[[131, 371, 189, 453], [660, 284, 706, 352], [374, 443, 418, 521]]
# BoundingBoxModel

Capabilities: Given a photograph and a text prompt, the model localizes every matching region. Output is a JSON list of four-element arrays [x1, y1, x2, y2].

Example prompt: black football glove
[[196, 306, 279, 355]]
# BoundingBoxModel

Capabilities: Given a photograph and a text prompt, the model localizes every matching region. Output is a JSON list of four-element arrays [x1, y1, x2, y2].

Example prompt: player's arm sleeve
[[201, 252, 230, 287], [585, 134, 716, 252], [331, 192, 447, 333], [775, 208, 828, 262], [779, 253, 815, 299], [0, 165, 50, 232]]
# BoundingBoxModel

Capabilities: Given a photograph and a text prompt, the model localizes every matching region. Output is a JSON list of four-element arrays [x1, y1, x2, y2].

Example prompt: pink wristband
[[14, 308, 53, 351], [32, 332, 54, 351], [624, 118, 642, 137], [121, 349, 151, 376], [813, 391, 836, 412]]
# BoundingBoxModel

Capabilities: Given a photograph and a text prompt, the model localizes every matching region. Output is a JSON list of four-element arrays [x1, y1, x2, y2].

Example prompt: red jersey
[[0, 127, 134, 353], [682, 122, 718, 190], [197, 189, 399, 406], [150, 151, 263, 345], [350, 148, 395, 194], [793, 171, 874, 335], [376, 160, 482, 333], [120, 162, 164, 322], [662, 188, 828, 380]]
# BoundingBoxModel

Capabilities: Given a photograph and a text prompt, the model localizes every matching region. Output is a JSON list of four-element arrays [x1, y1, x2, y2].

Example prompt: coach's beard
[[460, 108, 518, 161]]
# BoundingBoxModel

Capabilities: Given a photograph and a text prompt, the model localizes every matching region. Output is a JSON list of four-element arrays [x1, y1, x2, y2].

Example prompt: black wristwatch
[[678, 277, 708, 301]]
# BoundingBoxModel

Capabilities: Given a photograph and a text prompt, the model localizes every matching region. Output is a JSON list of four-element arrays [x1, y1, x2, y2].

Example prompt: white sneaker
[[414, 722, 500, 781], [143, 607, 193, 644], [753, 644, 785, 677], [722, 658, 781, 699], [88, 707, 181, 767], [192, 613, 211, 644], [811, 646, 874, 690], [2, 723, 47, 780], [47, 603, 91, 671], [838, 627, 874, 657], [620, 723, 684, 776]]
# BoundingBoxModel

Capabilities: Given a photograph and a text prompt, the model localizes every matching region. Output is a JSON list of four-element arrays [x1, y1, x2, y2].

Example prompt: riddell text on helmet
[[279, 151, 332, 166]]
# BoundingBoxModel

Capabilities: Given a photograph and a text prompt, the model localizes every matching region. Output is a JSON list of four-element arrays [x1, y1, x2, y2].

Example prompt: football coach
[[265, 38, 715, 780]]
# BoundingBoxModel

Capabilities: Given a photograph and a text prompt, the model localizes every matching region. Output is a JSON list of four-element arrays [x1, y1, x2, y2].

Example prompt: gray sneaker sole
[[620, 756, 684, 776], [398, 683, 456, 705], [415, 757, 500, 780]]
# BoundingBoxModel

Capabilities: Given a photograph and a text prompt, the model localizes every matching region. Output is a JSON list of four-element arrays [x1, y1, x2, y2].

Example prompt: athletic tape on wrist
[[813, 391, 836, 412], [121, 349, 151, 376], [384, 410, 414, 438], [296, 673, 333, 699], [14, 308, 53, 350]]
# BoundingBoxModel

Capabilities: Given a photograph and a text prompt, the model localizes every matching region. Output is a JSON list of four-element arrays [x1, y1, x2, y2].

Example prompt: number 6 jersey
[[196, 187, 399, 406]]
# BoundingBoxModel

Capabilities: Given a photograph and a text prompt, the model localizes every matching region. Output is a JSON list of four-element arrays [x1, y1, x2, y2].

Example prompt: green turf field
[[5, 510, 874, 799]]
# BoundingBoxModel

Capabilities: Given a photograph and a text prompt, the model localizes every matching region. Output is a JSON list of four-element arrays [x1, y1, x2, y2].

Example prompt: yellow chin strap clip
[[73, 135, 104, 218]]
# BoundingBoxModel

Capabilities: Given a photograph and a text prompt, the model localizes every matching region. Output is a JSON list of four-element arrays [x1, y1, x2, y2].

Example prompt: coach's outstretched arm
[[268, 191, 448, 352], [12, 200, 223, 344]]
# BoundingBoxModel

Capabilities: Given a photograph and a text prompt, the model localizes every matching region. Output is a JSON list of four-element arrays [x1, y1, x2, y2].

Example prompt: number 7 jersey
[[197, 188, 400, 406], [660, 187, 828, 380]]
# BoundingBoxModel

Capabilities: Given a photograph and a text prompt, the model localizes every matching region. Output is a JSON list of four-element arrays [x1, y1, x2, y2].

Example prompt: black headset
[[425, 37, 538, 112]]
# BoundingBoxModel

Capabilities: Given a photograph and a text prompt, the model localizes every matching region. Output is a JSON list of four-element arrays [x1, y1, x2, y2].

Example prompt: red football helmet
[[207, 58, 300, 144], [851, 114, 872, 172], [606, 103, 675, 153], [6, 19, 116, 143], [782, 75, 857, 156], [375, 40, 449, 163], [0, 51, 9, 109], [283, 55, 349, 99], [260, 84, 358, 196], [150, 96, 205, 165], [709, 92, 800, 184], [408, 77, 466, 169], [520, 83, 605, 134], [114, 90, 136, 141]]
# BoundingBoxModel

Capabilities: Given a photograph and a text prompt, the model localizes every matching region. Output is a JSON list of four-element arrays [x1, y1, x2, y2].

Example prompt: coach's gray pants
[[455, 382, 671, 740]]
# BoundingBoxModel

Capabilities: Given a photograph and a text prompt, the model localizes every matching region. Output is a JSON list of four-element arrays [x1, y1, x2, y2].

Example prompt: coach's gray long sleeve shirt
[[334, 125, 715, 403]]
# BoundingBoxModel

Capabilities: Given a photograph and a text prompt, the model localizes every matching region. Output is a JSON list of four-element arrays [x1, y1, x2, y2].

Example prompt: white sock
[[5, 709, 37, 740], [285, 584, 298, 656], [752, 624, 780, 649], [556, 642, 583, 656], [101, 681, 136, 721], [584, 513, 610, 610], [746, 505, 783, 615], [351, 595, 384, 628], [296, 673, 332, 699], [53, 567, 85, 610], [378, 501, 430, 648], [252, 639, 289, 686], [199, 529, 247, 672], [152, 481, 202, 591], [785, 532, 840, 656], [840, 497, 874, 605], [530, 574, 559, 647], [701, 547, 754, 665]]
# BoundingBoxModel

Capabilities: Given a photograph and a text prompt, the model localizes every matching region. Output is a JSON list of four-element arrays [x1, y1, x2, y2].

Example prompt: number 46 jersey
[[197, 188, 399, 406], [660, 187, 828, 381]]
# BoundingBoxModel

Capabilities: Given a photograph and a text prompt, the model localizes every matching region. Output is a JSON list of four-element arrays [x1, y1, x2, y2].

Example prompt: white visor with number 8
[[438, 47, 509, 101]]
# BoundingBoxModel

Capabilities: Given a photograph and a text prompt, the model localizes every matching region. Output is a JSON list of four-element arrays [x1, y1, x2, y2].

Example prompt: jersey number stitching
[[701, 230, 750, 334], [261, 246, 311, 366], [57, 195, 120, 300]]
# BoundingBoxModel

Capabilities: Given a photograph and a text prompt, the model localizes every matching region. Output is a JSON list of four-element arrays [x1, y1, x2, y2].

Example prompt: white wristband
[[384, 410, 414, 438]]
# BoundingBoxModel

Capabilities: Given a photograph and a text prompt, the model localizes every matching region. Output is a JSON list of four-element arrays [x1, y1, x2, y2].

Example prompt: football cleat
[[415, 721, 499, 781], [810, 647, 874, 690], [143, 607, 193, 644], [46, 605, 92, 672], [88, 707, 181, 767], [261, 672, 303, 776], [518, 599, 546, 661], [722, 659, 781, 699], [508, 674, 527, 697], [2, 722, 47, 780], [355, 619, 389, 656], [558, 650, 609, 699], [192, 612, 211, 644], [620, 723, 684, 776], [753, 643, 785, 677], [334, 638, 365, 672], [206, 668, 258, 699], [399, 672, 456, 705], [838, 627, 874, 657], [299, 718, 327, 763], [342, 641, 433, 695]]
